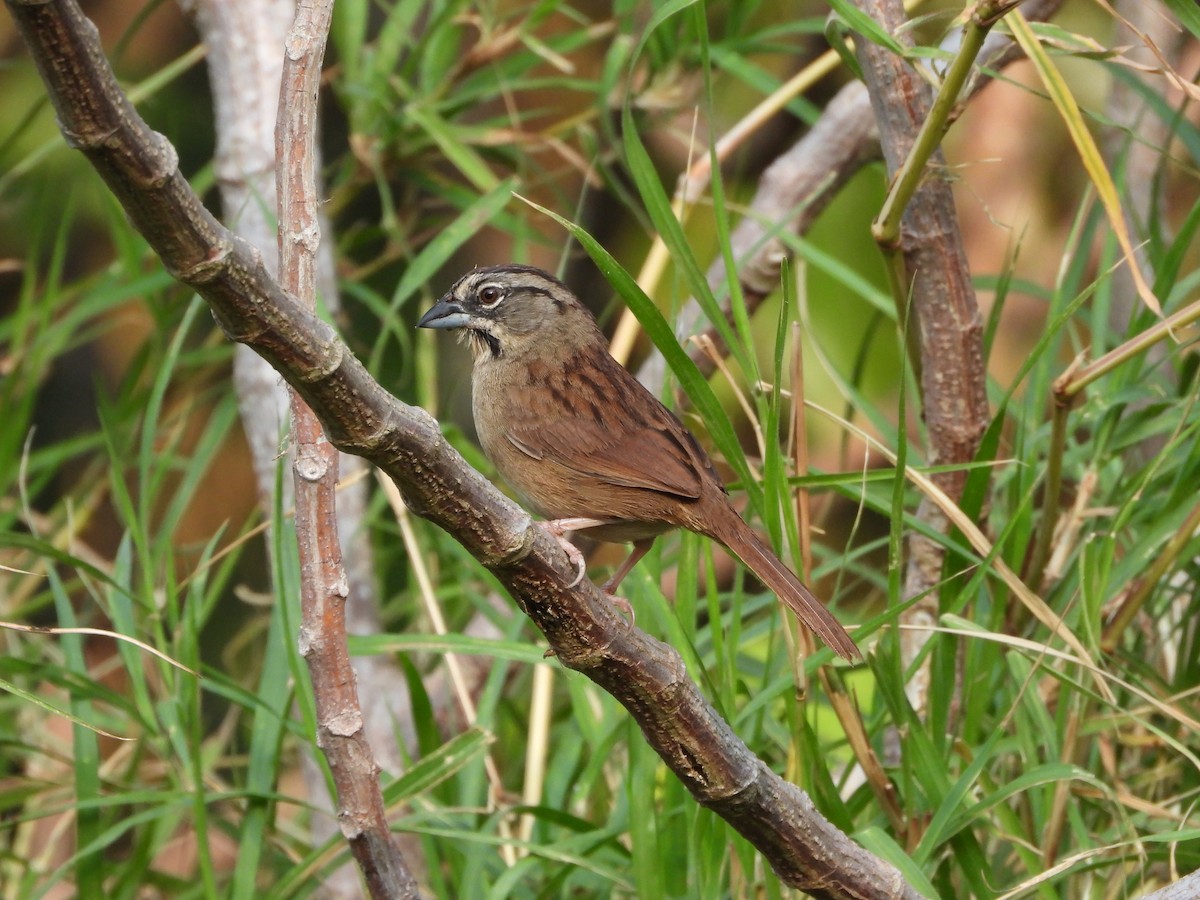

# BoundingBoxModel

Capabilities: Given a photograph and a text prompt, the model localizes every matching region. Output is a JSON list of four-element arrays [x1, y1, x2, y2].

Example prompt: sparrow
[[418, 264, 859, 660]]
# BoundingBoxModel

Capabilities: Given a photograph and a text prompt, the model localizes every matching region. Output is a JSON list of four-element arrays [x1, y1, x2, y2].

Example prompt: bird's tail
[[707, 509, 860, 661]]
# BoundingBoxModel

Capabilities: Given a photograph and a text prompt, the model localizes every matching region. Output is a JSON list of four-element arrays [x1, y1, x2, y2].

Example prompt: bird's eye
[[478, 285, 503, 307]]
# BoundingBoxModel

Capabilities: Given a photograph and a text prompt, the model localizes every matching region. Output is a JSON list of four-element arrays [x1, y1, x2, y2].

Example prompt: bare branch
[[183, 3, 423, 891], [271, 1, 421, 896], [852, 0, 991, 715]]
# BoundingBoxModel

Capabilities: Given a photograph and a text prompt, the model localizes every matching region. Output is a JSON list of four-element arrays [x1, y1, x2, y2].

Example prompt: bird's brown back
[[472, 333, 728, 540]]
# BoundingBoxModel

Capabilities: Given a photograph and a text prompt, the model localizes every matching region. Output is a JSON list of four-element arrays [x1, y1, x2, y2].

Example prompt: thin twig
[[275, 1, 421, 895]]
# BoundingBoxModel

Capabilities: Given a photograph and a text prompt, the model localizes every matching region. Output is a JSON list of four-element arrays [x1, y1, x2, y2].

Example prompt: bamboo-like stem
[[853, 0, 993, 719], [1023, 357, 1081, 593], [1061, 297, 1200, 399], [1030, 297, 1200, 598], [871, 0, 1022, 381], [872, 1, 1023, 249]]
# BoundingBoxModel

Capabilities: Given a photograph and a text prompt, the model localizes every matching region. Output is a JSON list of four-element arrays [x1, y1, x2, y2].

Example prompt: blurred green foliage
[[1, 0, 1198, 896]]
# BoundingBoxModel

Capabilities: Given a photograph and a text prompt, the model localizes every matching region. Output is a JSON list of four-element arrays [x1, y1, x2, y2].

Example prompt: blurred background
[[2, 0, 1198, 896]]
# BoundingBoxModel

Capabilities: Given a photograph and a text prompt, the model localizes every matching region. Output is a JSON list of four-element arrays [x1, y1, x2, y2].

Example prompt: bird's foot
[[538, 519, 591, 587], [540, 519, 635, 627], [540, 526, 587, 587], [605, 592, 636, 628], [594, 572, 635, 626], [539, 517, 616, 588]]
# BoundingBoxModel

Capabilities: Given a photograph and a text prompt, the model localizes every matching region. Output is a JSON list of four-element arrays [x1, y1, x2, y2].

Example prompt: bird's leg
[[600, 538, 655, 594], [541, 519, 642, 626], [596, 538, 656, 627], [539, 517, 618, 588]]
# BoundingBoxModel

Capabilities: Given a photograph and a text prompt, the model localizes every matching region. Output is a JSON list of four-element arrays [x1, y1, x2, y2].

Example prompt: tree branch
[[852, 0, 992, 717], [272, 1, 421, 896], [182, 0, 426, 891]]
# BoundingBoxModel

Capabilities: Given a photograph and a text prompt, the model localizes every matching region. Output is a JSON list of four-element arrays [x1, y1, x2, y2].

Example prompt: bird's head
[[418, 265, 599, 362]]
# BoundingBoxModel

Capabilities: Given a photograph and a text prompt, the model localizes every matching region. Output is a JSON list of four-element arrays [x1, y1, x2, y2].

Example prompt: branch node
[[296, 339, 345, 384], [167, 236, 234, 285], [326, 709, 364, 738], [485, 515, 539, 569]]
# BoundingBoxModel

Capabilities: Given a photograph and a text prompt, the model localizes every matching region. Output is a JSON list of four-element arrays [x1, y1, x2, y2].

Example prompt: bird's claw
[[607, 593, 636, 628], [538, 521, 588, 587], [566, 550, 587, 588], [538, 520, 634, 626]]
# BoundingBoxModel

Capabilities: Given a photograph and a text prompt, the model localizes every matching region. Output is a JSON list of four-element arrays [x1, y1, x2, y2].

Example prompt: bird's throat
[[466, 328, 502, 361]]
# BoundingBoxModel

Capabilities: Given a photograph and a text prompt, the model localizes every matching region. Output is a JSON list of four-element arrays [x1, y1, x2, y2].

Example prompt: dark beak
[[417, 295, 471, 330]]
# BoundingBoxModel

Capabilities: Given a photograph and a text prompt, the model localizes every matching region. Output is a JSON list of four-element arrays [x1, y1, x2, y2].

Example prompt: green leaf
[[230, 572, 295, 900], [0, 675, 128, 740], [618, 108, 753, 380], [826, 0, 906, 56], [349, 631, 549, 665], [330, 0, 368, 83], [1010, 11, 1161, 316], [407, 106, 500, 193], [383, 726, 493, 803], [855, 826, 937, 898], [390, 178, 517, 310]]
